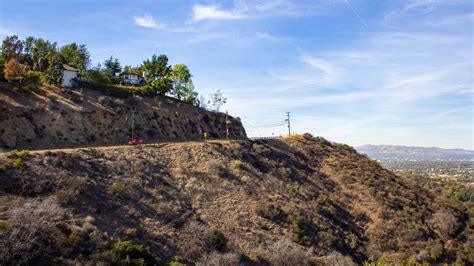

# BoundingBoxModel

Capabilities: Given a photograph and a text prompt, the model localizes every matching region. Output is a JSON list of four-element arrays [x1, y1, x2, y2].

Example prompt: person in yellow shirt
[[204, 132, 207, 141]]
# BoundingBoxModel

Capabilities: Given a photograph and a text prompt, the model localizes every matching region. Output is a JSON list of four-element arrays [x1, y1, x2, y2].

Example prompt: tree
[[1, 35, 24, 61], [4, 58, 26, 82], [59, 43, 90, 72], [30, 38, 57, 71], [142, 54, 172, 95], [171, 64, 192, 100], [0, 55, 6, 81], [182, 81, 199, 105], [208, 89, 227, 112], [86, 63, 111, 84], [23, 36, 35, 58], [103, 56, 122, 82], [44, 52, 63, 85]]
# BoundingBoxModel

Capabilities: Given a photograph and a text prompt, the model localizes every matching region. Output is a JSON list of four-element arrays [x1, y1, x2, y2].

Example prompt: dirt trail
[[2, 139, 235, 155]]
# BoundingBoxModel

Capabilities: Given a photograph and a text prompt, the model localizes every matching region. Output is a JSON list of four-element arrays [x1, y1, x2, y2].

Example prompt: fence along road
[[248, 136, 283, 140]]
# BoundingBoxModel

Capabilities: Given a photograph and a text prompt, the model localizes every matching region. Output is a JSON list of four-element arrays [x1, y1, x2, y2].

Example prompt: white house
[[119, 70, 145, 86], [60, 64, 79, 87]]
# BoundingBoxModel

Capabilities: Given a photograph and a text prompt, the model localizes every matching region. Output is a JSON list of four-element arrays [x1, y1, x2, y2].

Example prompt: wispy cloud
[[193, 5, 243, 20], [192, 0, 340, 21], [381, 0, 473, 28], [133, 14, 162, 29]]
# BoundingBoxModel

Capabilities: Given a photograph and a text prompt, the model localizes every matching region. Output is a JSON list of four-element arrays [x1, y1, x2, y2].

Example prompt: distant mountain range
[[356, 145, 474, 160]]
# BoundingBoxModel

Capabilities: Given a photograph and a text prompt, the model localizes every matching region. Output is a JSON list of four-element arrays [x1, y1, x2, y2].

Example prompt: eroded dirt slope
[[0, 83, 246, 150]]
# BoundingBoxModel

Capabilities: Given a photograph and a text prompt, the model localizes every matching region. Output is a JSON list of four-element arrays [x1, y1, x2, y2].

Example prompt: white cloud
[[133, 14, 162, 29], [193, 5, 243, 20], [381, 0, 473, 27], [192, 1, 340, 21]]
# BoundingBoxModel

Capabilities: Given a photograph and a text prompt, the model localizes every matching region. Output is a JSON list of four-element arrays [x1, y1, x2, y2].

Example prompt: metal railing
[[248, 136, 283, 140]]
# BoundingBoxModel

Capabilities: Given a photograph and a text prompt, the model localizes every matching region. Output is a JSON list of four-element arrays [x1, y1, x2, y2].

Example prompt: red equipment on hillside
[[128, 139, 146, 145]]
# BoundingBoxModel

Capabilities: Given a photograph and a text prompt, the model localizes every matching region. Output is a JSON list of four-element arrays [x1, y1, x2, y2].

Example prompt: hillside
[[1, 135, 472, 265], [0, 82, 246, 150], [356, 145, 474, 160]]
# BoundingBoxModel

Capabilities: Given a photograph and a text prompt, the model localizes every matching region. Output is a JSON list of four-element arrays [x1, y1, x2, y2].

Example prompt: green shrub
[[75, 80, 132, 98], [209, 228, 227, 251], [255, 201, 281, 220], [1, 150, 29, 171], [5, 150, 30, 159], [430, 241, 444, 261], [56, 177, 90, 205], [10, 158, 25, 170], [0, 220, 9, 231], [112, 181, 126, 194], [252, 143, 271, 155], [22, 71, 44, 90], [318, 230, 337, 248], [104, 241, 156, 266], [86, 68, 111, 84], [447, 184, 474, 202], [302, 133, 315, 141], [348, 232, 358, 249], [66, 229, 82, 248], [206, 161, 225, 176], [229, 142, 243, 157], [290, 215, 310, 245], [168, 261, 186, 266], [277, 167, 293, 178], [229, 160, 246, 172]]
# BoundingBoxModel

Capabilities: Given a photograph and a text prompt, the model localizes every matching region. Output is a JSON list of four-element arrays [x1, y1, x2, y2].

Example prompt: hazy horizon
[[1, 0, 472, 149]]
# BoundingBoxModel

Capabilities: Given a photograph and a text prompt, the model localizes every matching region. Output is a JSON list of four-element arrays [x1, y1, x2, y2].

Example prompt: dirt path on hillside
[[1, 139, 236, 155]]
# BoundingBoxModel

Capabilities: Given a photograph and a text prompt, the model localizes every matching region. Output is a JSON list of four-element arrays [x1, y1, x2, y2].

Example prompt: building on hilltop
[[119, 70, 145, 86], [60, 64, 79, 87]]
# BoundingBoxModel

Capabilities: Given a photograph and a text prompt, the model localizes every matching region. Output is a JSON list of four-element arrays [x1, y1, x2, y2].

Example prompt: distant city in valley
[[356, 145, 474, 160], [357, 145, 473, 183]]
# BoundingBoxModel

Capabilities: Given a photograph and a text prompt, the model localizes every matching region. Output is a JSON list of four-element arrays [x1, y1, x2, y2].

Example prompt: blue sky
[[1, 0, 473, 149]]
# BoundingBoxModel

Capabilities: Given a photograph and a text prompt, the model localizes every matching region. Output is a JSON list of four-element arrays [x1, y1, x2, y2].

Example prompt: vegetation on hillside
[[0, 35, 227, 111], [0, 135, 472, 265]]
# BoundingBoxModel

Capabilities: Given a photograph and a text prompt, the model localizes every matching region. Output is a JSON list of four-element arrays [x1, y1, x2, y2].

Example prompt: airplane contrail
[[345, 0, 368, 27]]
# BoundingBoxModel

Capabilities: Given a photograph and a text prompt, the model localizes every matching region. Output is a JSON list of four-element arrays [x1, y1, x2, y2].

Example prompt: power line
[[245, 122, 287, 128]]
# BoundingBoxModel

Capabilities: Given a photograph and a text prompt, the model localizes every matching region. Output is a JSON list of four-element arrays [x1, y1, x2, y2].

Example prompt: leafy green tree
[[182, 81, 199, 105], [1, 35, 24, 61], [30, 38, 57, 71], [171, 64, 192, 100], [103, 56, 122, 82], [22, 71, 45, 90], [142, 54, 172, 94], [59, 43, 90, 72], [45, 52, 63, 85], [23, 36, 35, 57], [0, 55, 6, 81], [86, 63, 111, 84]]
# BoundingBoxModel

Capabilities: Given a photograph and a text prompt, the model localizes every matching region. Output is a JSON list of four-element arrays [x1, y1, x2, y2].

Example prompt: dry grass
[[0, 137, 471, 265]]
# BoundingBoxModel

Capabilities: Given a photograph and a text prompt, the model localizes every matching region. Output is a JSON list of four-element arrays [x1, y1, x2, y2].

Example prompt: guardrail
[[248, 136, 282, 140]]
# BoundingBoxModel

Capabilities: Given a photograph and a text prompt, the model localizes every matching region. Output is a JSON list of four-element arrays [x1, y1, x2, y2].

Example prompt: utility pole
[[285, 112, 291, 136], [225, 110, 230, 139], [131, 110, 135, 140]]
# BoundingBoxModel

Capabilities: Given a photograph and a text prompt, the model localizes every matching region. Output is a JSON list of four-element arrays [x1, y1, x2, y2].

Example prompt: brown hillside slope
[[0, 83, 246, 150], [0, 135, 472, 265]]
